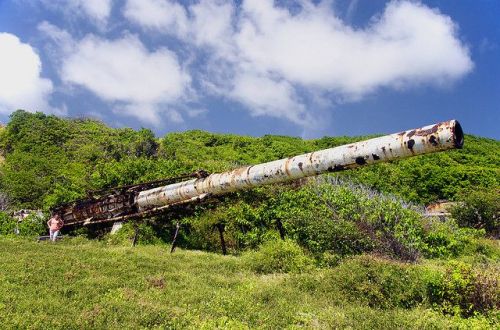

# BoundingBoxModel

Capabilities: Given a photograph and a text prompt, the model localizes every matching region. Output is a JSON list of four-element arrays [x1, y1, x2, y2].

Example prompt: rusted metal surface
[[425, 200, 458, 219], [137, 120, 463, 210], [60, 119, 463, 226], [57, 171, 209, 226], [57, 192, 136, 225]]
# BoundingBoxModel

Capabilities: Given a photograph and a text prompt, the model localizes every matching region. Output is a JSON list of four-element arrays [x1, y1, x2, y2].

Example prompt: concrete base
[[110, 221, 124, 234]]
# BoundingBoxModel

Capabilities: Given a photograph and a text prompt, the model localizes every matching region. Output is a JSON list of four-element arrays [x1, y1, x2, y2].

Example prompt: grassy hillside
[[0, 237, 498, 329]]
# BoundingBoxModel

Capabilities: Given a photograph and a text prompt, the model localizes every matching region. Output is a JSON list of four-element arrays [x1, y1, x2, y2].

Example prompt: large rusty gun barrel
[[137, 120, 463, 210], [60, 120, 463, 226]]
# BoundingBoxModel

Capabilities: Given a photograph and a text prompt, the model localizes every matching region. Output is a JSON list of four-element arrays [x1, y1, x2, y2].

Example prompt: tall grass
[[0, 237, 497, 329]]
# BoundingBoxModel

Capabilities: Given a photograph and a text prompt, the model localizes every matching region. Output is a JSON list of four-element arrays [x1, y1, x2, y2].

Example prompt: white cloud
[[186, 107, 208, 118], [125, 0, 235, 53], [117, 103, 184, 124], [59, 34, 190, 124], [236, 0, 473, 97], [189, 0, 235, 51], [38, 21, 75, 56], [346, 0, 360, 22], [0, 33, 54, 114], [38, 0, 113, 27], [79, 0, 113, 23], [124, 0, 189, 36], [123, 0, 472, 128], [231, 72, 314, 127], [62, 35, 185, 103]]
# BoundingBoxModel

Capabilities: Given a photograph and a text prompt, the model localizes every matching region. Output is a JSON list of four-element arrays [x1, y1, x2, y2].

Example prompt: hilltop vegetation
[[0, 110, 498, 328], [0, 110, 498, 250], [0, 110, 498, 209]]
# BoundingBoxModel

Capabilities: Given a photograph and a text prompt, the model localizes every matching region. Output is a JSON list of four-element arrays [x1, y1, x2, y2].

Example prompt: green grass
[[0, 237, 497, 329]]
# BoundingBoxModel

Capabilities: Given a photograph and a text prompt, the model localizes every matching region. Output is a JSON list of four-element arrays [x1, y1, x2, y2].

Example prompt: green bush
[[182, 207, 241, 254], [265, 185, 376, 258], [304, 180, 425, 261], [422, 219, 484, 258], [451, 189, 499, 237], [105, 222, 162, 246], [18, 213, 47, 237], [184, 179, 483, 261], [427, 261, 499, 317], [243, 239, 313, 274], [0, 211, 16, 235], [324, 255, 429, 309], [0, 212, 46, 237]]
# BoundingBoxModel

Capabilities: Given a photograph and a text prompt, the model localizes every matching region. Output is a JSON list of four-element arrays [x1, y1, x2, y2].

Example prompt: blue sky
[[0, 0, 498, 139]]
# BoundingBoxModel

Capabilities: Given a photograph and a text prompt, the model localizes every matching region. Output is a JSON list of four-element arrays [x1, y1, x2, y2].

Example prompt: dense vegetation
[[0, 111, 497, 210], [0, 110, 498, 328]]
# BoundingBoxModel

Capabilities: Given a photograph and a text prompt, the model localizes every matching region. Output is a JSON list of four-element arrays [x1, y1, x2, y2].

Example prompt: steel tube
[[137, 120, 463, 210]]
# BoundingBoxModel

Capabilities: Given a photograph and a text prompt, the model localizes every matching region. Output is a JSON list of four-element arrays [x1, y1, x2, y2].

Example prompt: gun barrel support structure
[[136, 120, 463, 211]]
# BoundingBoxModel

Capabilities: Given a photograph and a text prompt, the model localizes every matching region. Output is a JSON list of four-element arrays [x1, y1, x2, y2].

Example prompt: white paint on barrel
[[137, 120, 463, 211]]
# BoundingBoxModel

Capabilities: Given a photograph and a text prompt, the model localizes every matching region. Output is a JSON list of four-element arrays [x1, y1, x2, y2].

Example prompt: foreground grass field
[[1, 238, 497, 329]]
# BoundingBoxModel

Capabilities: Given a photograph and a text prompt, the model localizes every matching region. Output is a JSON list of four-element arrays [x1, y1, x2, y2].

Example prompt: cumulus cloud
[[77, 0, 113, 23], [231, 72, 314, 125], [123, 0, 473, 128], [62, 35, 185, 103], [0, 33, 55, 114], [37, 0, 113, 27], [124, 0, 189, 36], [236, 0, 473, 96], [38, 21, 193, 124], [59, 34, 191, 124]]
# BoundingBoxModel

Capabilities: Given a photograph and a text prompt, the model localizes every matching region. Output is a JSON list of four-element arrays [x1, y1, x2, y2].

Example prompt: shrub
[[451, 189, 499, 237], [427, 261, 500, 317], [18, 213, 47, 237], [309, 179, 425, 261], [278, 199, 375, 257], [325, 255, 429, 309], [0, 211, 16, 235], [0, 212, 46, 237], [421, 219, 484, 258], [243, 239, 313, 274], [105, 222, 162, 246], [182, 208, 240, 254]]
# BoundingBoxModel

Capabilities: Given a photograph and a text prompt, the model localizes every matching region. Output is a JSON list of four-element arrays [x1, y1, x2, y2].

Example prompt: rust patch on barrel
[[414, 124, 439, 136], [429, 135, 438, 146], [407, 139, 415, 151], [327, 164, 346, 172], [355, 156, 367, 165], [284, 157, 293, 177], [309, 152, 315, 163]]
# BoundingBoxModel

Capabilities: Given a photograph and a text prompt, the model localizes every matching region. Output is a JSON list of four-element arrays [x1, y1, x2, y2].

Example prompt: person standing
[[47, 214, 64, 242]]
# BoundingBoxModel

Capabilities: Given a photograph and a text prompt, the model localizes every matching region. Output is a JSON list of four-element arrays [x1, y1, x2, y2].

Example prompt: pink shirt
[[48, 218, 63, 231]]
